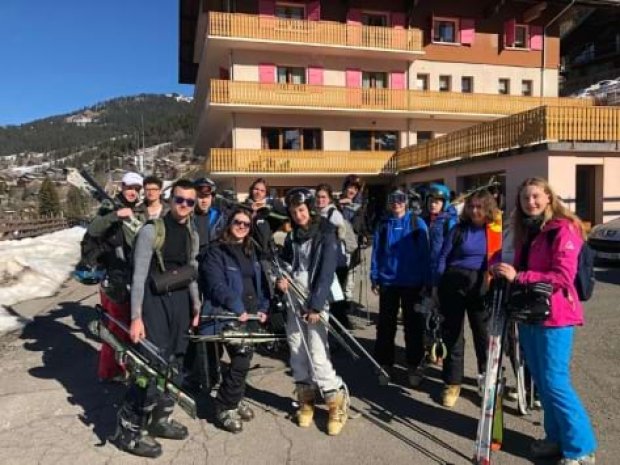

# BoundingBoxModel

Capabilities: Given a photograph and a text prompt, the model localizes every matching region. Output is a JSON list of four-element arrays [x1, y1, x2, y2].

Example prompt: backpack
[[327, 206, 358, 254], [149, 217, 196, 271], [547, 228, 595, 302]]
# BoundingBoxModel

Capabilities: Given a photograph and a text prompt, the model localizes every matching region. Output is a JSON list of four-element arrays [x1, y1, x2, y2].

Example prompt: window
[[439, 75, 452, 92], [416, 74, 429, 91], [361, 12, 388, 27], [522, 80, 533, 96], [498, 78, 510, 95], [514, 25, 528, 49], [275, 4, 305, 19], [417, 131, 434, 144], [362, 71, 388, 89], [433, 18, 458, 43], [461, 76, 473, 93], [261, 127, 322, 150], [277, 66, 305, 84], [351, 130, 398, 151]]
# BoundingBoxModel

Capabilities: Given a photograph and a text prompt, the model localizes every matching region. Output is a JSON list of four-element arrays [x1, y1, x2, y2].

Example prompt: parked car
[[588, 218, 620, 261]]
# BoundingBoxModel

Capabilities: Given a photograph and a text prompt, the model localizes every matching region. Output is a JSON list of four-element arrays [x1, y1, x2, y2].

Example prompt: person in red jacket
[[492, 177, 596, 465]]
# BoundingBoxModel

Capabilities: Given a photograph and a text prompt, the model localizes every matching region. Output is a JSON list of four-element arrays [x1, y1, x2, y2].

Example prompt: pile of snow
[[0, 227, 85, 334]]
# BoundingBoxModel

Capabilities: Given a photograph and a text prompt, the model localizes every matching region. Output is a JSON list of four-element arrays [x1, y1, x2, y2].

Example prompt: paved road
[[0, 266, 618, 465]]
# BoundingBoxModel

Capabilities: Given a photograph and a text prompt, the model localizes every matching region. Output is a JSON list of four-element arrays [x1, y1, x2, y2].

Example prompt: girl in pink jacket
[[493, 177, 596, 465]]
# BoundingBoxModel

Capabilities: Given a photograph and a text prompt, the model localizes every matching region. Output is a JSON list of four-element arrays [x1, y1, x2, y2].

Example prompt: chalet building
[[180, 0, 620, 224]]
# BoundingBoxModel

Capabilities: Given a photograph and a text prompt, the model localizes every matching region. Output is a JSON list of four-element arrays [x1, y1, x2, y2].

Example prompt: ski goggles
[[286, 188, 313, 207], [173, 196, 196, 208], [388, 192, 407, 204]]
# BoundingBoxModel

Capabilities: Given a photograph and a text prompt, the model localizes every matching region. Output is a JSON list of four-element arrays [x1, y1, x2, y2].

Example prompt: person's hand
[[238, 312, 249, 322], [492, 263, 518, 282], [276, 277, 289, 293], [130, 317, 146, 344], [304, 312, 321, 325], [191, 313, 200, 329], [116, 208, 133, 219], [257, 312, 268, 324], [371, 284, 380, 296]]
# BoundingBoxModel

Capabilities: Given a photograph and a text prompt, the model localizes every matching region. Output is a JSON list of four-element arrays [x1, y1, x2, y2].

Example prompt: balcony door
[[275, 4, 305, 19], [262, 127, 322, 150], [362, 71, 387, 107], [277, 66, 306, 85]]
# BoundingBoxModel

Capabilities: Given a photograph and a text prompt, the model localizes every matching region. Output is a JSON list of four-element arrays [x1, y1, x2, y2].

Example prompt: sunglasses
[[173, 196, 196, 207], [232, 219, 251, 228]]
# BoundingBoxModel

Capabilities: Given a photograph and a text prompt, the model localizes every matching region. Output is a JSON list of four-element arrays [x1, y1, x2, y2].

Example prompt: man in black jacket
[[276, 189, 349, 436]]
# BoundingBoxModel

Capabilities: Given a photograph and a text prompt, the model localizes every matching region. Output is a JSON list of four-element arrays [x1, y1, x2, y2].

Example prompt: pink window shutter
[[390, 71, 405, 90], [259, 63, 275, 83], [346, 8, 362, 25], [307, 1, 320, 21], [391, 12, 406, 29], [259, 0, 275, 17], [530, 25, 543, 51], [308, 66, 324, 85], [504, 19, 516, 48], [346, 69, 361, 88], [460, 18, 475, 45]]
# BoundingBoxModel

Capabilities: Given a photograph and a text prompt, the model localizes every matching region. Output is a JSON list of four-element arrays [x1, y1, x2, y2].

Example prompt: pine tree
[[38, 178, 61, 217], [64, 186, 90, 219]]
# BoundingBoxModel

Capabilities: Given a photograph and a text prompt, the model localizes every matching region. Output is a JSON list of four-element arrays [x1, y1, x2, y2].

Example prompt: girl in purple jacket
[[493, 177, 596, 465]]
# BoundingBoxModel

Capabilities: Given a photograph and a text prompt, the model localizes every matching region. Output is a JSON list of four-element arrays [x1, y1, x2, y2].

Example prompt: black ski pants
[[215, 344, 254, 412], [438, 267, 489, 385], [374, 285, 425, 369]]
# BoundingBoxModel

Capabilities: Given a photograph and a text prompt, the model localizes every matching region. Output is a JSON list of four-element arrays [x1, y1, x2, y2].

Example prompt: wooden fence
[[0, 216, 76, 241]]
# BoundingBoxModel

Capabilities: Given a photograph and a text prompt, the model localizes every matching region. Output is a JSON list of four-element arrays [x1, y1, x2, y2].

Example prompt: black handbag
[[507, 282, 553, 324], [150, 265, 196, 295]]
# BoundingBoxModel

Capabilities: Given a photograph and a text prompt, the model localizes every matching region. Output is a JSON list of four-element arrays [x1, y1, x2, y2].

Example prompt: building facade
[[180, 0, 618, 225]]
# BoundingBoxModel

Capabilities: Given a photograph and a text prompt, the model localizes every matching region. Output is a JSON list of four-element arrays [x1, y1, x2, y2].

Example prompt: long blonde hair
[[512, 177, 585, 247]]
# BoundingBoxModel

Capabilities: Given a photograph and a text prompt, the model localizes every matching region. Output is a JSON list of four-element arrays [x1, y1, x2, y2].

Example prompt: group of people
[[86, 171, 596, 465]]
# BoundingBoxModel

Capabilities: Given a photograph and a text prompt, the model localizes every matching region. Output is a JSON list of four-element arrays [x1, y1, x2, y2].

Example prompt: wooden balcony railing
[[208, 11, 423, 53], [207, 149, 394, 174], [393, 106, 620, 172], [210, 80, 594, 116]]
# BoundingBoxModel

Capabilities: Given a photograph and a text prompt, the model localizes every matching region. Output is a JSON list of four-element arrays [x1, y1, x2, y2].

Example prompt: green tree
[[64, 186, 90, 219], [38, 178, 61, 216]]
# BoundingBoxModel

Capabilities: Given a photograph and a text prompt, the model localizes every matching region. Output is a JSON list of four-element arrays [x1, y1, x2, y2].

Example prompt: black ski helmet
[[285, 187, 315, 214]]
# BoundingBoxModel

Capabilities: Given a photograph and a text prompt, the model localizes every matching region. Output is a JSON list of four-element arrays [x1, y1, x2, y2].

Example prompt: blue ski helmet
[[426, 183, 451, 212]]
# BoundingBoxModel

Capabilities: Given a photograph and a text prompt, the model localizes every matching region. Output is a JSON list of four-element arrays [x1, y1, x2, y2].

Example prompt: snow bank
[[0, 227, 85, 334]]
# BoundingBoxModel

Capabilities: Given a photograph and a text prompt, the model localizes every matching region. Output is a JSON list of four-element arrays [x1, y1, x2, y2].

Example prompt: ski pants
[[215, 344, 253, 412], [519, 324, 597, 459], [438, 267, 489, 385], [286, 307, 343, 393], [98, 289, 130, 381], [374, 285, 425, 369]]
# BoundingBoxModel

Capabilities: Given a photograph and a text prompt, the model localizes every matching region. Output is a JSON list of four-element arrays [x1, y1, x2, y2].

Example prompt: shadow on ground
[[19, 300, 123, 446]]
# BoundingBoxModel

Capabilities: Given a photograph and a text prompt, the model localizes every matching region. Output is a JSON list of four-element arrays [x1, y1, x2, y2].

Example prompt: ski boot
[[216, 408, 243, 434], [295, 384, 315, 428], [325, 386, 349, 436], [148, 400, 189, 440], [237, 400, 255, 422], [112, 406, 162, 458]]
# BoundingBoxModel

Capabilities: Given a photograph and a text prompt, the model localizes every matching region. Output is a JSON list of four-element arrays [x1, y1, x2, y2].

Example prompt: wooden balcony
[[208, 11, 423, 54], [393, 106, 620, 172], [209, 80, 593, 117], [207, 149, 394, 175]]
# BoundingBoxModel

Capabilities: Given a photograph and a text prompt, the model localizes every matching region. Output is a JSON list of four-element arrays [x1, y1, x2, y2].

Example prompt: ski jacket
[[424, 212, 457, 286], [513, 218, 584, 327], [370, 211, 431, 288], [194, 207, 224, 255], [199, 243, 270, 335], [281, 218, 340, 312]]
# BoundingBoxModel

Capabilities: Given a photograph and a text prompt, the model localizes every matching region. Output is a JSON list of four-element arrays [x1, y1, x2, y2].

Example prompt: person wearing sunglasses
[[199, 208, 270, 433], [86, 171, 146, 382], [112, 179, 201, 458], [192, 177, 224, 255], [276, 188, 349, 436], [370, 188, 431, 388]]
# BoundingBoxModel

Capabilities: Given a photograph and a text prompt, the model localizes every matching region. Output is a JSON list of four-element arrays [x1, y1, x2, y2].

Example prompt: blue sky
[[0, 0, 193, 126]]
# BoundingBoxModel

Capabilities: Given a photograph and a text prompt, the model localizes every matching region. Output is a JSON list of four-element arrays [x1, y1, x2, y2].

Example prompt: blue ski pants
[[519, 324, 596, 459]]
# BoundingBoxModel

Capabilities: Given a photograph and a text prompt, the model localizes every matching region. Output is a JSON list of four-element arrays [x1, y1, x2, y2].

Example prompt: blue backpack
[[547, 229, 595, 302]]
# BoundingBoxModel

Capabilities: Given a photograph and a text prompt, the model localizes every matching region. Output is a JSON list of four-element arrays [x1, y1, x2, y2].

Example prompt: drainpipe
[[541, 0, 576, 98]]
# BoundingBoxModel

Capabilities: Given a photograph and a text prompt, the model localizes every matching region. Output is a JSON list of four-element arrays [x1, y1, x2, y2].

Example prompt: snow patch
[[0, 227, 85, 334]]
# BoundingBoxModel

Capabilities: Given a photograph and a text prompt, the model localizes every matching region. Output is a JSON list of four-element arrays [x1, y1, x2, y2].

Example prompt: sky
[[0, 0, 194, 126]]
